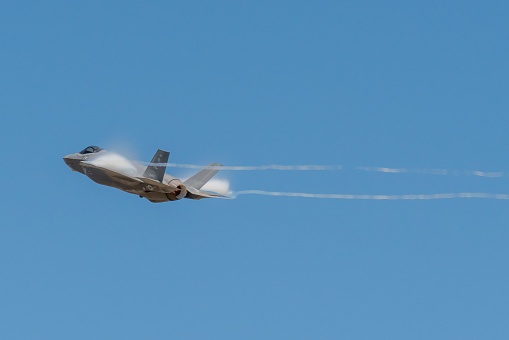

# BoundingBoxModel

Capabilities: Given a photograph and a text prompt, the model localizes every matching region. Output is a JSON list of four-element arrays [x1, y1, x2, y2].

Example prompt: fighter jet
[[63, 146, 226, 202]]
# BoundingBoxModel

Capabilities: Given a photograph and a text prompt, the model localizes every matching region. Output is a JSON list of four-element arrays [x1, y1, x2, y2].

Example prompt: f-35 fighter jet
[[63, 146, 225, 202]]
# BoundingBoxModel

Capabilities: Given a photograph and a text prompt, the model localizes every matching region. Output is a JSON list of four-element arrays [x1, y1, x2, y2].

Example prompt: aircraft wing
[[80, 162, 143, 186], [134, 177, 176, 193], [82, 162, 178, 194]]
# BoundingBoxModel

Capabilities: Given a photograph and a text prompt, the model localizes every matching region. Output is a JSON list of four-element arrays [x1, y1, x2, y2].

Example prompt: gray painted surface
[[63, 146, 224, 203]]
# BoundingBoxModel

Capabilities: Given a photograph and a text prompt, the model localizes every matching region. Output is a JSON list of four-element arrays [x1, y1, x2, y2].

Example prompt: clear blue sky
[[2, 1, 509, 338]]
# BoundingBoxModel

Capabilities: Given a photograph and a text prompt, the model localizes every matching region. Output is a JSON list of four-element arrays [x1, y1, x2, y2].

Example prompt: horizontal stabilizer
[[184, 162, 222, 189]]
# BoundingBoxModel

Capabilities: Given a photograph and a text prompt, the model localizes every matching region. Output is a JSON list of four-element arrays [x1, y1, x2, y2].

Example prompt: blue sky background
[[2, 1, 509, 338]]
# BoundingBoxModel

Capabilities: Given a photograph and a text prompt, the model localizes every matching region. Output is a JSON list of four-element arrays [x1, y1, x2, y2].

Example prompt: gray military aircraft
[[63, 146, 226, 202]]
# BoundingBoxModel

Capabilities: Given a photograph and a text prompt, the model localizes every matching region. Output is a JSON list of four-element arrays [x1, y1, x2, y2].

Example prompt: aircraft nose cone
[[63, 155, 82, 172]]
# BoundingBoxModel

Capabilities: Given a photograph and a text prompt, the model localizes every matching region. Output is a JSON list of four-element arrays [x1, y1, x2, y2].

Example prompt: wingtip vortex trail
[[139, 161, 509, 201], [231, 190, 509, 200], [158, 163, 344, 171], [148, 162, 508, 178]]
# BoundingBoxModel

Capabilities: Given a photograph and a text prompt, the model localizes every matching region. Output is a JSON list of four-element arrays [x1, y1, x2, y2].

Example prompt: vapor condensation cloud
[[88, 153, 140, 176], [201, 179, 231, 195]]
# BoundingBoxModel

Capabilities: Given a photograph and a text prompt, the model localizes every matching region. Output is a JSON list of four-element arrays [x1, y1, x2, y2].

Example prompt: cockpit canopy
[[79, 146, 104, 154]]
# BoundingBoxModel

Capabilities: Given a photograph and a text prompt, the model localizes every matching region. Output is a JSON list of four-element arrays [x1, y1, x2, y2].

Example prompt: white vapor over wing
[[232, 190, 509, 200], [89, 153, 140, 176]]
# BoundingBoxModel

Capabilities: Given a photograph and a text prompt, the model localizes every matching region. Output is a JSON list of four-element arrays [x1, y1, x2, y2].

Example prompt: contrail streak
[[152, 163, 343, 171], [356, 166, 444, 175], [147, 162, 508, 178], [470, 170, 506, 178], [232, 190, 509, 200], [356, 166, 506, 178]]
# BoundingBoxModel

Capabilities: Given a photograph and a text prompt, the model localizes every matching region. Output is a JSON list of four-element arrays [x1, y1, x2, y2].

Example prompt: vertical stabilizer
[[143, 149, 169, 182]]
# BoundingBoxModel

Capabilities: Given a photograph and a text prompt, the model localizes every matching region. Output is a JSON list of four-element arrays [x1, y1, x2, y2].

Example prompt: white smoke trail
[[470, 170, 505, 178], [356, 166, 445, 175], [153, 162, 507, 178], [157, 163, 343, 171], [356, 166, 506, 178], [232, 190, 509, 200]]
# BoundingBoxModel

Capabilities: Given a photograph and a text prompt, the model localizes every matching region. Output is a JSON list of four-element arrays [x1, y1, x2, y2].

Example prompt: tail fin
[[184, 162, 222, 189], [142, 149, 169, 182]]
